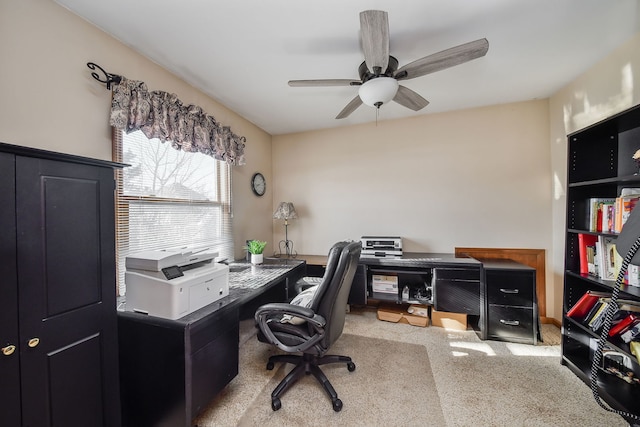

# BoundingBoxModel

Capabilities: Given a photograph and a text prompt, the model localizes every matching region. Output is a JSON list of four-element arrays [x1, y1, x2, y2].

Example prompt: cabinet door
[[434, 268, 480, 315], [0, 152, 20, 426], [15, 157, 121, 427]]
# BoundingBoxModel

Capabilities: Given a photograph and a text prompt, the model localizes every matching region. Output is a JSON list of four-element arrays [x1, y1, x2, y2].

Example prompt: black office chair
[[255, 241, 361, 412], [293, 241, 347, 294]]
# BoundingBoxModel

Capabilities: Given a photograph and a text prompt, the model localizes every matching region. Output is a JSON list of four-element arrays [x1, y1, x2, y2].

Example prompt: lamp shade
[[273, 202, 298, 220], [616, 205, 640, 265], [358, 77, 399, 107]]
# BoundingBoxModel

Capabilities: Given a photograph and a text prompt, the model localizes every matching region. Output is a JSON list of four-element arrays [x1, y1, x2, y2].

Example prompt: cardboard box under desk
[[377, 304, 430, 327], [431, 309, 467, 331]]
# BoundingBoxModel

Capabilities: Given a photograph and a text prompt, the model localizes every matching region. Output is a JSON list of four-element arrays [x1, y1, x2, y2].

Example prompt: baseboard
[[540, 316, 562, 328]]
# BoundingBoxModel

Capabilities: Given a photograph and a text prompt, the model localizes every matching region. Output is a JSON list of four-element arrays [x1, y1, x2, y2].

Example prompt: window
[[113, 129, 233, 295]]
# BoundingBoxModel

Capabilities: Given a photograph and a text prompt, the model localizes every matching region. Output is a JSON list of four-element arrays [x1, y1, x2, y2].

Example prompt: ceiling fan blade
[[360, 10, 389, 75], [393, 85, 429, 111], [395, 38, 489, 80], [335, 96, 363, 119], [288, 79, 361, 87]]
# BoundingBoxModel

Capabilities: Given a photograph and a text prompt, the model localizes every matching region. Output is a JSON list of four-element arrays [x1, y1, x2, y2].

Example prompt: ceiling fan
[[288, 10, 489, 119]]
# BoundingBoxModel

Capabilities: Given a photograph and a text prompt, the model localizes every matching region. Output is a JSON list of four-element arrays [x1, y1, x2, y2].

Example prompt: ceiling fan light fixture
[[358, 77, 398, 108]]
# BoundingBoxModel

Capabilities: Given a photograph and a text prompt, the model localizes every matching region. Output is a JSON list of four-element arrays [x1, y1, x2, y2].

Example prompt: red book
[[609, 313, 640, 337], [566, 291, 609, 320], [577, 233, 597, 275]]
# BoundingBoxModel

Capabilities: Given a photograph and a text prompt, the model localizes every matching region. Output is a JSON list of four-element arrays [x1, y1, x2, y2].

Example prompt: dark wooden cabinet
[[563, 104, 640, 421], [0, 143, 122, 426], [482, 260, 537, 344], [118, 304, 239, 427]]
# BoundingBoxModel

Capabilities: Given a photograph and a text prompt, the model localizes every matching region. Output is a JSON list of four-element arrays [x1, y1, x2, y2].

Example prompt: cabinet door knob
[[27, 338, 40, 348], [500, 319, 520, 326], [2, 344, 16, 356], [499, 288, 519, 294]]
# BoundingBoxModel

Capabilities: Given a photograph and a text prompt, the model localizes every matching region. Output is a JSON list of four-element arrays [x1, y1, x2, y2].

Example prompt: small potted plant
[[246, 240, 267, 265]]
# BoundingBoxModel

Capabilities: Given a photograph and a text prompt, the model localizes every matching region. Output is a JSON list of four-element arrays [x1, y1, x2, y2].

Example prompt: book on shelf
[[629, 264, 640, 287], [615, 193, 640, 233], [587, 299, 611, 331], [587, 244, 597, 276], [583, 299, 605, 327], [613, 248, 624, 283], [602, 202, 615, 234], [588, 198, 616, 232], [595, 235, 617, 280], [566, 290, 610, 321], [578, 233, 598, 275], [609, 313, 640, 337], [617, 299, 640, 313]]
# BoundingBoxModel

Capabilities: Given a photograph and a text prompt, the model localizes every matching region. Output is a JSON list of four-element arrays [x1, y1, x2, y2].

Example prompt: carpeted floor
[[194, 307, 628, 426]]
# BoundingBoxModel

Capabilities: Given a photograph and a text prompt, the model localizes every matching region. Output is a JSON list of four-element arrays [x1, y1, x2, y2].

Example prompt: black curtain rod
[[87, 62, 122, 90]]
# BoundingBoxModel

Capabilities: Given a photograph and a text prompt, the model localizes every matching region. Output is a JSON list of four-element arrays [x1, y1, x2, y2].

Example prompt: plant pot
[[251, 253, 263, 265]]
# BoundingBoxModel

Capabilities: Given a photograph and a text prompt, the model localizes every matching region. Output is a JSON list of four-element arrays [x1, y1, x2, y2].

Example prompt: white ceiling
[[55, 0, 640, 135]]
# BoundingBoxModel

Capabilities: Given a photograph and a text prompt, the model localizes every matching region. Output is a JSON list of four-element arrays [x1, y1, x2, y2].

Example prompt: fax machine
[[124, 247, 229, 320]]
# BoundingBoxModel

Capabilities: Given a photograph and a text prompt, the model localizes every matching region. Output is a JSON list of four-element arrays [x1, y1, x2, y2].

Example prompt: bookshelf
[[563, 103, 640, 421]]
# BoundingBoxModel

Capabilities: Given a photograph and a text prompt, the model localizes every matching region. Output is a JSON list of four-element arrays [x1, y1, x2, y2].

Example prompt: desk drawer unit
[[483, 260, 537, 345]]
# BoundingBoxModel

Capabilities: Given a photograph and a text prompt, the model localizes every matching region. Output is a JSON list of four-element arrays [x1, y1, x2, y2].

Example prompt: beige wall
[[273, 32, 640, 322], [3, 1, 640, 322], [272, 100, 552, 264], [549, 32, 640, 321], [0, 0, 274, 259]]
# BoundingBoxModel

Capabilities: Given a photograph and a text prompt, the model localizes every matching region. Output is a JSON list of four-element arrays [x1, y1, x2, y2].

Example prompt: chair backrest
[[309, 241, 361, 350], [318, 241, 349, 285]]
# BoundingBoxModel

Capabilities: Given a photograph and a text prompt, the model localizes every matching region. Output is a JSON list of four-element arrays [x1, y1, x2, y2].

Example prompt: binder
[[566, 291, 609, 321]]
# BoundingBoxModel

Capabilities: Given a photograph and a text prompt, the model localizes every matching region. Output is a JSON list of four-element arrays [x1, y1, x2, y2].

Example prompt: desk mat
[[236, 333, 444, 426]]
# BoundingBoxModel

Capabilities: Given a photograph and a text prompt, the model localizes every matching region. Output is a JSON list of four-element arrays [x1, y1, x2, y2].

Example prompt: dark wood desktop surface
[[295, 252, 482, 267]]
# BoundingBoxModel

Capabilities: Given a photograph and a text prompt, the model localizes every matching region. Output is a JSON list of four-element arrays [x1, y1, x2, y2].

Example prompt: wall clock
[[251, 172, 266, 196]]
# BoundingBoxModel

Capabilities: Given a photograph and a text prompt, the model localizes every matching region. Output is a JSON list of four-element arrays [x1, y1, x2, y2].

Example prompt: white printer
[[361, 236, 403, 257], [124, 247, 229, 320]]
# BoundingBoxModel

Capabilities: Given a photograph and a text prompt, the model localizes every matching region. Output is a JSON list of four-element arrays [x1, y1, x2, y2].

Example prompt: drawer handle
[[499, 288, 519, 294], [2, 344, 16, 356], [500, 319, 520, 326]]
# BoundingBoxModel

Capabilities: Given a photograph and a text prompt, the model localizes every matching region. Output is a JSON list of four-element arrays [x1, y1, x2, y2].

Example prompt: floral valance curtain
[[109, 77, 245, 166]]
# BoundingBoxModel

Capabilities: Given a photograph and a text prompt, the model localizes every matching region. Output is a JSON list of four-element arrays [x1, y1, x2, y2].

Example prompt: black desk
[[301, 252, 483, 310], [118, 258, 304, 427]]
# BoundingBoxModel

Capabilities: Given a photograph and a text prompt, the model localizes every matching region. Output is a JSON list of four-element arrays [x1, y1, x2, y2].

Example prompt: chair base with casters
[[266, 351, 356, 412], [255, 241, 362, 412]]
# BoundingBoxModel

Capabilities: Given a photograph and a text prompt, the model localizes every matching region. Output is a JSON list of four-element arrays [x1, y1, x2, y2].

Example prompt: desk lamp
[[591, 205, 640, 422], [273, 202, 298, 258]]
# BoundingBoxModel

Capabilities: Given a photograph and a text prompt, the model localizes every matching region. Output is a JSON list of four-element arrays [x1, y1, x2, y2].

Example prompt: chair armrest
[[255, 303, 326, 328], [255, 303, 327, 353]]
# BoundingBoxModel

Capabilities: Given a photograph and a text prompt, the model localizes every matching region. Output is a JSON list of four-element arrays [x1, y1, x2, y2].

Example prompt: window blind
[[113, 129, 233, 295]]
